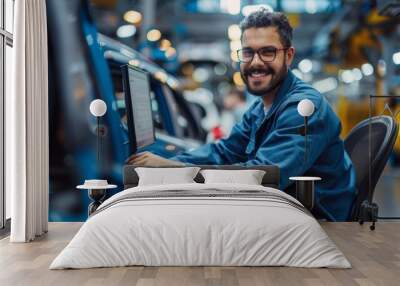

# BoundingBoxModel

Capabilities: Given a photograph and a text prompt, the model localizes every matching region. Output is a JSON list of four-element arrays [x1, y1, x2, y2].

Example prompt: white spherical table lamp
[[297, 99, 315, 162], [90, 99, 107, 117], [90, 99, 107, 164], [297, 99, 315, 117]]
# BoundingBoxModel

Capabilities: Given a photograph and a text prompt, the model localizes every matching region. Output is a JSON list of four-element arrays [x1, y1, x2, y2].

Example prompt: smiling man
[[127, 9, 357, 222]]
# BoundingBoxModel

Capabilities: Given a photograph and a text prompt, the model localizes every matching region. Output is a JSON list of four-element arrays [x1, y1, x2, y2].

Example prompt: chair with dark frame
[[344, 115, 398, 230]]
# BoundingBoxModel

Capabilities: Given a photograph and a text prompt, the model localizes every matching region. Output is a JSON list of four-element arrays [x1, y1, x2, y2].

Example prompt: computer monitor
[[121, 65, 155, 154]]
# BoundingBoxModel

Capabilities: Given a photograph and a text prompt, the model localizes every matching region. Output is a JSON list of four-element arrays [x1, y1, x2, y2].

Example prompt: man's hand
[[125, 151, 184, 167]]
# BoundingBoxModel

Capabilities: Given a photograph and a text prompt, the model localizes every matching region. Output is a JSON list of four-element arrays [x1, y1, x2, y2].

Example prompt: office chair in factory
[[344, 115, 398, 230]]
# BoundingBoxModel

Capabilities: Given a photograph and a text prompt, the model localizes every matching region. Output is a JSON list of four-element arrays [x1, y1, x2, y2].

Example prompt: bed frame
[[123, 165, 280, 189]]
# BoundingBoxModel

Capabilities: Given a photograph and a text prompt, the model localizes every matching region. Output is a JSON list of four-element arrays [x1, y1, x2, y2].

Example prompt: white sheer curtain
[[7, 0, 48, 242]]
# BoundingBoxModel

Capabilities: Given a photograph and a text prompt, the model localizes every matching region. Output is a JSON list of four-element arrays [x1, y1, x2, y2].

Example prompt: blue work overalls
[[172, 70, 357, 221]]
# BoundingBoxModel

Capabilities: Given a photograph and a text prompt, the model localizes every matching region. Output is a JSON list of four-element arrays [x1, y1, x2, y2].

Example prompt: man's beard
[[240, 63, 288, 97]]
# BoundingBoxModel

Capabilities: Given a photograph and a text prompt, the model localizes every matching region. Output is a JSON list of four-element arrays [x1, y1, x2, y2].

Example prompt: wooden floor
[[0, 222, 399, 286]]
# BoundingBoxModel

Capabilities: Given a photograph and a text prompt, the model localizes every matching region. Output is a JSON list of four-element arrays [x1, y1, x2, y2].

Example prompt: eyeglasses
[[237, 46, 289, 63]]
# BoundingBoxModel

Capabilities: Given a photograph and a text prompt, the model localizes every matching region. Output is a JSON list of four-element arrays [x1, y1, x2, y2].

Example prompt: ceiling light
[[352, 68, 363, 81], [228, 25, 241, 40], [123, 10, 142, 25], [220, 0, 241, 15], [116, 25, 136, 38], [242, 4, 273, 16], [393, 51, 400, 65], [230, 40, 241, 51], [165, 47, 176, 58], [305, 0, 317, 14], [340, 70, 355, 84], [193, 67, 210, 83], [312, 77, 338, 93], [298, 59, 312, 73], [147, 29, 161, 42], [361, 63, 374, 76], [160, 39, 172, 51]]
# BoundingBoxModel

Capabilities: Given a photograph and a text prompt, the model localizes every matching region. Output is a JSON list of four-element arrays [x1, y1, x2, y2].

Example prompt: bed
[[50, 165, 350, 269]]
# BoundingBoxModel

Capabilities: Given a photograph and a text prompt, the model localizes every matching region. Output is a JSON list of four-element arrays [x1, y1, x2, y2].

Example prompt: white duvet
[[50, 183, 351, 269]]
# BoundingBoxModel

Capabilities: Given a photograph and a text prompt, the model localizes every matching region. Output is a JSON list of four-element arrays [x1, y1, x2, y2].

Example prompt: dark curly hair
[[239, 8, 293, 48]]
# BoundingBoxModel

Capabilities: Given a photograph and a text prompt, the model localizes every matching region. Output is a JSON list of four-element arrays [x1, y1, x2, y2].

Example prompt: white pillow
[[135, 167, 201, 186], [200, 169, 266, 185]]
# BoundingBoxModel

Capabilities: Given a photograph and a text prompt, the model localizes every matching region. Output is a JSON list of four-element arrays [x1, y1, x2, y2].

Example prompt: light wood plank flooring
[[0, 222, 399, 286]]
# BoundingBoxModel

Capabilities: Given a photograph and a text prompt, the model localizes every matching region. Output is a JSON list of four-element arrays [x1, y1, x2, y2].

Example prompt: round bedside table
[[77, 180, 117, 216], [289, 176, 321, 210]]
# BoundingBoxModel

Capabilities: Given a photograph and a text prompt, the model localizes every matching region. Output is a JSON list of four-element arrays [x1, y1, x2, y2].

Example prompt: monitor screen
[[122, 65, 155, 154]]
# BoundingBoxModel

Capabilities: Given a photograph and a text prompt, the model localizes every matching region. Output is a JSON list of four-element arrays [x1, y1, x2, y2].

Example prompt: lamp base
[[289, 177, 321, 211], [88, 189, 106, 216], [295, 180, 314, 210]]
